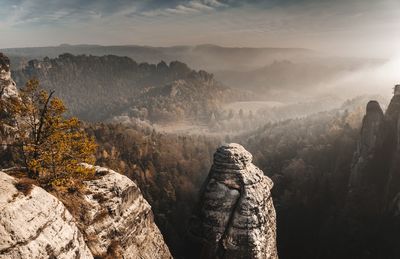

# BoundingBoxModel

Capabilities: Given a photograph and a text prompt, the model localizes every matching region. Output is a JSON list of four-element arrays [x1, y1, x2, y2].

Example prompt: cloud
[[1, 0, 399, 58], [133, 0, 227, 17], [1, 0, 144, 26], [0, 0, 231, 24], [187, 1, 215, 11]]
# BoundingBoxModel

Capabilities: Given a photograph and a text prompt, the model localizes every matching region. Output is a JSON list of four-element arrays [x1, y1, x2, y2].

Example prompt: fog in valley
[[3, 43, 397, 136]]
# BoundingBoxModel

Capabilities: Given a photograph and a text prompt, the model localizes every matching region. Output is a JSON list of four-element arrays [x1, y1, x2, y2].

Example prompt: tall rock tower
[[394, 84, 400, 96], [347, 84, 400, 219], [349, 100, 384, 190], [188, 143, 278, 259]]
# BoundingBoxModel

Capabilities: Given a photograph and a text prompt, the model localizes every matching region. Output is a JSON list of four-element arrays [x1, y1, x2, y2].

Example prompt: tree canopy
[[1, 79, 97, 187]]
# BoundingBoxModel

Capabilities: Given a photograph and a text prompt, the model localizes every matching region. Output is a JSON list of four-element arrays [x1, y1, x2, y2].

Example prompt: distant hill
[[2, 44, 385, 101], [2, 44, 312, 71], [13, 53, 243, 122]]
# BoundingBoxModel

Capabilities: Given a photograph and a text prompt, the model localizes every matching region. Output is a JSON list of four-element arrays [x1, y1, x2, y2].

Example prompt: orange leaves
[[3, 79, 97, 187]]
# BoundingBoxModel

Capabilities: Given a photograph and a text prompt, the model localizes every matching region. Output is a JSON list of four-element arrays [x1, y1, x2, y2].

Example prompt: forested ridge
[[13, 54, 248, 122]]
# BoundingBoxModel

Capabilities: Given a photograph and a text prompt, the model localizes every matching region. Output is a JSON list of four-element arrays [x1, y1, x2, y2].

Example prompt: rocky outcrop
[[381, 91, 400, 213], [0, 166, 173, 259], [394, 84, 400, 96], [0, 53, 18, 99], [188, 143, 278, 259], [349, 100, 384, 189], [1, 52, 172, 258], [347, 87, 400, 214], [0, 53, 19, 150], [77, 165, 172, 259], [0, 172, 93, 259]]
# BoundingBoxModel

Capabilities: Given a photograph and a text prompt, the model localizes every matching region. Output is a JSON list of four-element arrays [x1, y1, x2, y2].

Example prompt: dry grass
[[52, 190, 92, 226], [14, 178, 36, 196]]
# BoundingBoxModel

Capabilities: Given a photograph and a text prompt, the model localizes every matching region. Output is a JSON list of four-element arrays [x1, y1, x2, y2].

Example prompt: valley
[[0, 44, 398, 259]]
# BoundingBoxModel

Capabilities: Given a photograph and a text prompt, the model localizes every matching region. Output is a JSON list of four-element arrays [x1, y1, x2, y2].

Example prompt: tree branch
[[36, 90, 55, 145]]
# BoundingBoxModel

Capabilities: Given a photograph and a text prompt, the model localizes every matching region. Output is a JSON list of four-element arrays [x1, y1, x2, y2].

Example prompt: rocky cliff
[[381, 90, 400, 213], [349, 100, 384, 189], [75, 165, 172, 259], [348, 88, 400, 213], [188, 143, 278, 259], [0, 167, 172, 259], [340, 87, 400, 258], [0, 172, 93, 259], [1, 52, 172, 258], [1, 53, 20, 167], [0, 53, 18, 99]]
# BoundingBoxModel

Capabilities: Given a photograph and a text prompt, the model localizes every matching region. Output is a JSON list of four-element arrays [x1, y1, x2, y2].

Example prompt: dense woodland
[[242, 107, 362, 258], [81, 96, 390, 258], [13, 54, 248, 122], [85, 122, 223, 256]]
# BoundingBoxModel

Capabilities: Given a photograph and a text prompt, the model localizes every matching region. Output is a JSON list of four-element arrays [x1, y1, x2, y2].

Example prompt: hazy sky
[[1, 0, 400, 57]]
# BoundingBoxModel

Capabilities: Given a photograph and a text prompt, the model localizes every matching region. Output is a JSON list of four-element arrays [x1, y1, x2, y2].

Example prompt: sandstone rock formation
[[349, 100, 384, 189], [77, 164, 172, 259], [0, 172, 93, 259], [0, 53, 18, 99], [0, 166, 173, 259], [394, 84, 400, 96], [347, 87, 400, 214], [188, 143, 278, 259], [380, 90, 400, 213], [1, 52, 172, 258], [0, 53, 19, 147]]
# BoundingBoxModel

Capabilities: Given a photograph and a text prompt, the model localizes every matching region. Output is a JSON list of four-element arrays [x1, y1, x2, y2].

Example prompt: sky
[[1, 0, 400, 58]]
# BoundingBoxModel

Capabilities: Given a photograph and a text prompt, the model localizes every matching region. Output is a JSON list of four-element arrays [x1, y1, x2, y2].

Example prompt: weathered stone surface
[[79, 164, 172, 259], [189, 143, 278, 259], [394, 85, 400, 96], [347, 88, 400, 215], [380, 92, 400, 213], [0, 53, 19, 148], [0, 53, 18, 99], [0, 172, 93, 259], [349, 100, 384, 189]]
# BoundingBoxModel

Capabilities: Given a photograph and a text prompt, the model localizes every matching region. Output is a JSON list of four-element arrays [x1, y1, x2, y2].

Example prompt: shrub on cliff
[[1, 79, 97, 187]]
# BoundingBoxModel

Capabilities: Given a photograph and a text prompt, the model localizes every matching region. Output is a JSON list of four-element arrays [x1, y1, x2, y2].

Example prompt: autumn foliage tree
[[3, 79, 97, 186]]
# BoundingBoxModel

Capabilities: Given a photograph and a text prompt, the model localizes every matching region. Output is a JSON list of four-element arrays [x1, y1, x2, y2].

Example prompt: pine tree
[[3, 79, 97, 186]]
